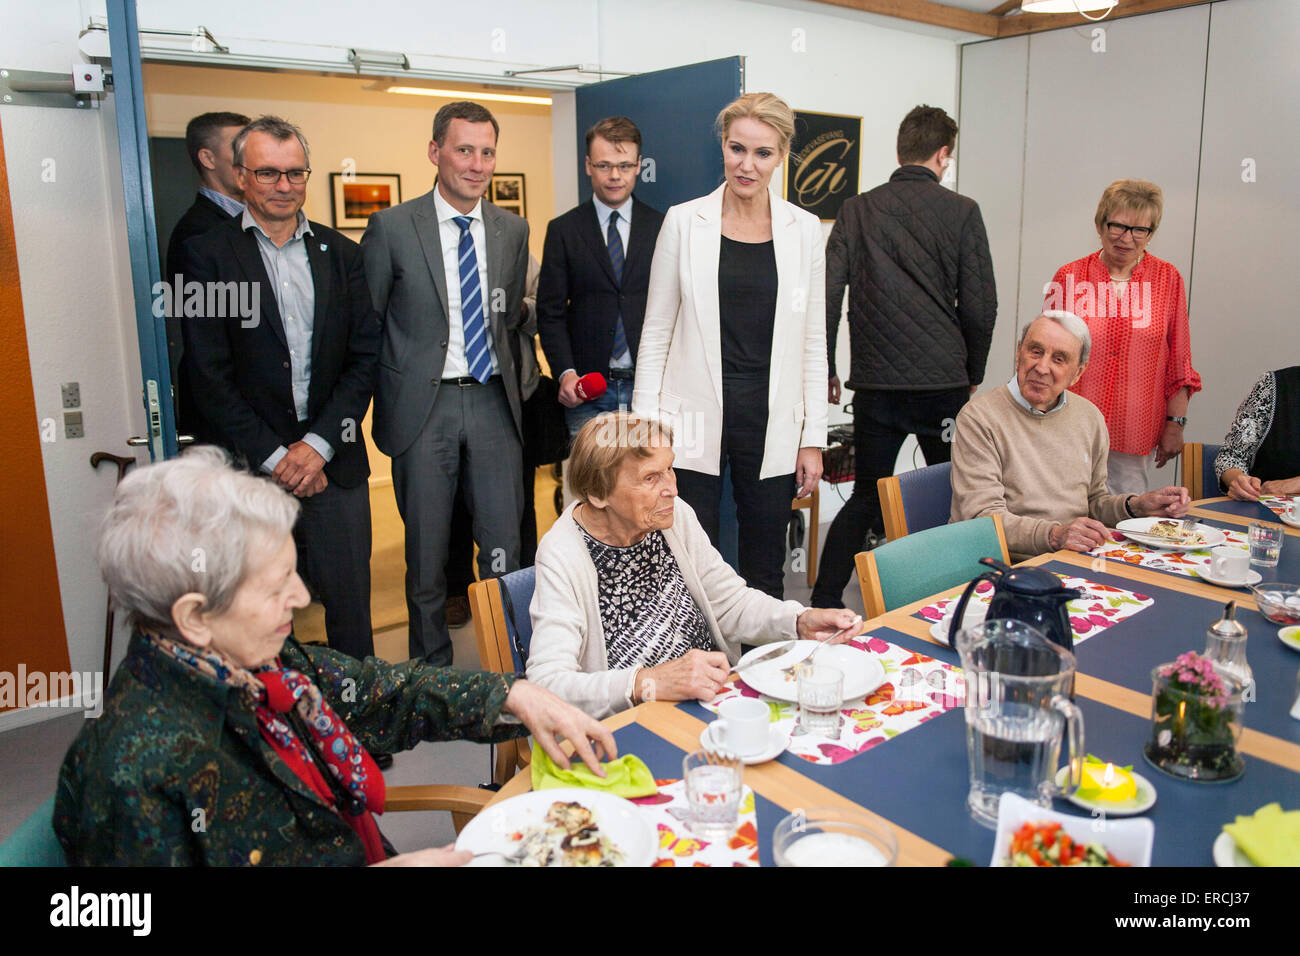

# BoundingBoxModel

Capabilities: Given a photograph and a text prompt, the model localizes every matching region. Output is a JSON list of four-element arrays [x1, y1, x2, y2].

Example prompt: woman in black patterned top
[[527, 412, 861, 719], [1216, 366, 1300, 500]]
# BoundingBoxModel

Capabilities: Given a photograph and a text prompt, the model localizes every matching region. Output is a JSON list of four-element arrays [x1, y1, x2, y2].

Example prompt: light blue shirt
[[199, 186, 244, 218], [242, 209, 334, 474], [1007, 375, 1068, 417], [591, 195, 634, 371]]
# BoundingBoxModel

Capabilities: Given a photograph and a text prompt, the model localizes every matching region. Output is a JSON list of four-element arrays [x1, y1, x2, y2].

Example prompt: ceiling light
[[1021, 0, 1116, 12], [385, 86, 552, 105]]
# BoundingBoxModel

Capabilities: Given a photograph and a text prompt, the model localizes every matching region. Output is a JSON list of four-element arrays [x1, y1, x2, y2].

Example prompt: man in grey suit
[[362, 101, 530, 665]]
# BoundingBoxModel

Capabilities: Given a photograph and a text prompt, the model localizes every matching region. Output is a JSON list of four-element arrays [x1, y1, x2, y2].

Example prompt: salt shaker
[[1204, 601, 1254, 699]]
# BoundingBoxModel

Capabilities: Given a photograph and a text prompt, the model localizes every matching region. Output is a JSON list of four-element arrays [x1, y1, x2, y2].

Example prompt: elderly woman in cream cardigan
[[526, 411, 860, 719]]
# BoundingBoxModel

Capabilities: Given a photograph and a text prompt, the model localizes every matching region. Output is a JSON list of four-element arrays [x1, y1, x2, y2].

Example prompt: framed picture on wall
[[784, 111, 861, 222], [490, 173, 526, 217], [329, 173, 402, 229]]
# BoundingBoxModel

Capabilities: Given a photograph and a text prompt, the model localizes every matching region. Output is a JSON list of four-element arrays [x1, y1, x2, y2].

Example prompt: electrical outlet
[[63, 411, 84, 439], [61, 381, 80, 408]]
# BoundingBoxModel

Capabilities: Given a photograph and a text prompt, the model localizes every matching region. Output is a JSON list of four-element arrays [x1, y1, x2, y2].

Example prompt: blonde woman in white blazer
[[632, 93, 827, 598]]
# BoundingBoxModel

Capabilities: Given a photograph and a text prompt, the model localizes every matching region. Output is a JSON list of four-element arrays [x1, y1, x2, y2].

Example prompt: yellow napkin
[[529, 741, 658, 797], [1223, 803, 1300, 867]]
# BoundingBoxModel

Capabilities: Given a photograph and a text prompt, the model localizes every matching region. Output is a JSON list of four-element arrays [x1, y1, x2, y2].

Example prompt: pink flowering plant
[[1144, 652, 1245, 782]]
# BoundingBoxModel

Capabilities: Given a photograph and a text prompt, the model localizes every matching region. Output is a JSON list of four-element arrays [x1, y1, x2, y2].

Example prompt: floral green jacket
[[55, 633, 522, 866]]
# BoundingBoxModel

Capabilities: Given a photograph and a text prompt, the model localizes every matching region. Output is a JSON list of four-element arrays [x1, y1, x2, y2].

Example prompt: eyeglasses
[[240, 165, 311, 185], [590, 162, 639, 175], [1105, 221, 1153, 240]]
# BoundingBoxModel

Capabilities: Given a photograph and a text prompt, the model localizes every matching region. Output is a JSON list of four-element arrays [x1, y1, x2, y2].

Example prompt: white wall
[[959, 0, 1300, 454]]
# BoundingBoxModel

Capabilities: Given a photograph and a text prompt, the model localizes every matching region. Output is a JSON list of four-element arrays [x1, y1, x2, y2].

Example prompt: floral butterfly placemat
[[631, 779, 759, 866], [915, 575, 1154, 646], [701, 636, 964, 767], [1089, 529, 1250, 581]]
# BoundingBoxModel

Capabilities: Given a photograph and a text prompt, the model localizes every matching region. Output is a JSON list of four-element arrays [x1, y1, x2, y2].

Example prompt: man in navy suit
[[537, 116, 664, 437], [165, 111, 250, 434], [181, 116, 379, 660]]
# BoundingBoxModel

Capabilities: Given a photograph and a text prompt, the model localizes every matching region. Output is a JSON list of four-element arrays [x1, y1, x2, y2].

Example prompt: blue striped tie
[[607, 211, 629, 363], [454, 215, 492, 384]]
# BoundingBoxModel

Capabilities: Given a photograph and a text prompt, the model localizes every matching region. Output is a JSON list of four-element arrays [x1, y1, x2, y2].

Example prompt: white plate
[[1116, 518, 1226, 552], [1278, 626, 1300, 653], [700, 724, 789, 765], [455, 788, 656, 867], [1280, 512, 1300, 529], [734, 640, 886, 704], [1196, 567, 1263, 589], [991, 792, 1154, 867], [1212, 830, 1256, 867], [1053, 766, 1157, 816], [928, 603, 990, 647]]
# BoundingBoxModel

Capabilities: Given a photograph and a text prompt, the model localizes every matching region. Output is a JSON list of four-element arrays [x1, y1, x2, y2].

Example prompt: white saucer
[[1212, 831, 1256, 867], [1278, 626, 1300, 653], [1196, 567, 1263, 589], [1054, 766, 1157, 816], [700, 723, 789, 765], [1280, 512, 1300, 529]]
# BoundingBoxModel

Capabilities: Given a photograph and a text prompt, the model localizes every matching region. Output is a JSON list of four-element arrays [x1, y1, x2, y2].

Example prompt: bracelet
[[1124, 496, 1138, 518]]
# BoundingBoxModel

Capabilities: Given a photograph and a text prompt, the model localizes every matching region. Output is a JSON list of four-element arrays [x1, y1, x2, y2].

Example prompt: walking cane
[[90, 452, 136, 678]]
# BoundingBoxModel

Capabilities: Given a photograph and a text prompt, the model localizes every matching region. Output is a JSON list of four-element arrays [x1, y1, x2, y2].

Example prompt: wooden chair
[[856, 514, 1009, 618], [2, 780, 491, 867], [877, 461, 953, 541], [1181, 442, 1222, 500], [468, 568, 537, 787], [790, 486, 820, 586]]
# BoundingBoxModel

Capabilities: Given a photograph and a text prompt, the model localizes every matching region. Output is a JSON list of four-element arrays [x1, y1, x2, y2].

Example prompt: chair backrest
[[878, 461, 953, 541], [469, 568, 536, 677], [1180, 442, 1222, 500], [0, 797, 64, 867], [856, 514, 1009, 618]]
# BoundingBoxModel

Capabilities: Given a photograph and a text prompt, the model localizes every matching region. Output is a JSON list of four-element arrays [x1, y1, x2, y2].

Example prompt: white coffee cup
[[1287, 499, 1299, 521], [1209, 546, 1250, 584], [704, 697, 770, 757]]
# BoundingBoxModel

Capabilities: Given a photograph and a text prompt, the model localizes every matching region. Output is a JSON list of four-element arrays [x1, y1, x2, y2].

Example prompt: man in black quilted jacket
[[812, 105, 997, 607]]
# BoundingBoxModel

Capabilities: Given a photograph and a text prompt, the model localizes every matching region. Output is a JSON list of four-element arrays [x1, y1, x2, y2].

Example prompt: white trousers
[[1107, 450, 1153, 496]]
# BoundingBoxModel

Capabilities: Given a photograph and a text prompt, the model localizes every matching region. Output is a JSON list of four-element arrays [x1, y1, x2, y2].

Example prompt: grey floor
[[1, 530, 860, 855]]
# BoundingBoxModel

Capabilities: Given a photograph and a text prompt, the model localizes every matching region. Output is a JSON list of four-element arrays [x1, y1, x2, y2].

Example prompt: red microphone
[[575, 372, 608, 402]]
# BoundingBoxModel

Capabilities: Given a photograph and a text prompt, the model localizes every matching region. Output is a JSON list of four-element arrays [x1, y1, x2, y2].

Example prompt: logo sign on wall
[[785, 111, 861, 222]]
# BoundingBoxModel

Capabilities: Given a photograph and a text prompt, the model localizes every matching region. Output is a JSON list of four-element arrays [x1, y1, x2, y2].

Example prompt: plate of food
[[990, 793, 1153, 867], [455, 789, 656, 867], [1115, 518, 1226, 552], [733, 640, 886, 703]]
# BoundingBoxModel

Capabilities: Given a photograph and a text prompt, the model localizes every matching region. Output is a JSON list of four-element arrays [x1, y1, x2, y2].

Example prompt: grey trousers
[[392, 377, 523, 664]]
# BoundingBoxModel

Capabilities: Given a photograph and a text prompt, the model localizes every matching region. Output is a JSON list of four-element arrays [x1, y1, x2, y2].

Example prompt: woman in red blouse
[[1043, 180, 1201, 496]]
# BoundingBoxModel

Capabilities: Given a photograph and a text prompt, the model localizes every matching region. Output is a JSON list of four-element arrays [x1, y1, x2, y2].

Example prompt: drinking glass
[[682, 751, 742, 840], [797, 663, 844, 737], [1249, 521, 1284, 568]]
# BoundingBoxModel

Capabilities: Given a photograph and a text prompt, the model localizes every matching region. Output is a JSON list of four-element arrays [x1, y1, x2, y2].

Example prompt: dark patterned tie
[[454, 215, 492, 383], [608, 210, 629, 364]]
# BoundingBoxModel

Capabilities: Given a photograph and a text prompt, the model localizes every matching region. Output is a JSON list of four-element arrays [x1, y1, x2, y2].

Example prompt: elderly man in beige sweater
[[951, 311, 1189, 560]]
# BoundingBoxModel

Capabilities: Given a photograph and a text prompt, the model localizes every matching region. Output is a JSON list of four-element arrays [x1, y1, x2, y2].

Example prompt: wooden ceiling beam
[[997, 0, 1214, 37], [810, 0, 1002, 37], [988, 1, 1021, 15]]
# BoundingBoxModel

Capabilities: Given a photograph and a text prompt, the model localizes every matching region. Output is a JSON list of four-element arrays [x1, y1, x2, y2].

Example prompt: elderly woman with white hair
[[526, 412, 860, 720], [55, 447, 614, 866], [950, 312, 1189, 561]]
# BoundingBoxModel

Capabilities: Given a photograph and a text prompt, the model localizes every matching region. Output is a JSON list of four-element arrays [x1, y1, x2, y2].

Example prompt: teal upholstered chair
[[0, 797, 65, 867], [877, 461, 953, 541], [856, 514, 1009, 618]]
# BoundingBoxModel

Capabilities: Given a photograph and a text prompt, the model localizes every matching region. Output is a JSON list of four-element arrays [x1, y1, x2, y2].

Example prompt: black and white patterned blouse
[[1215, 368, 1300, 487], [577, 524, 715, 670]]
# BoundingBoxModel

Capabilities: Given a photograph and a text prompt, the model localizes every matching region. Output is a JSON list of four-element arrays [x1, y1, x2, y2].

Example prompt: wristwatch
[[1166, 416, 1187, 427]]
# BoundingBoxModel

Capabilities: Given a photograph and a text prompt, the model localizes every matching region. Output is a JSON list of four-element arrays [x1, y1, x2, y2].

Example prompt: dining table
[[486, 497, 1300, 866]]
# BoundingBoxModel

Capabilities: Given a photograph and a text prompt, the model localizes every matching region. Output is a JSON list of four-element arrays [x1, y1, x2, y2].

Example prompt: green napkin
[[1223, 803, 1300, 867], [529, 741, 658, 797]]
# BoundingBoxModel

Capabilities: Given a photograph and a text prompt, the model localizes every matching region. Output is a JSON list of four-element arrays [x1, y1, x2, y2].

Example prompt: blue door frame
[[107, 0, 177, 461]]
